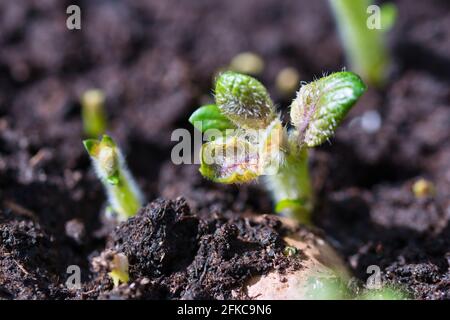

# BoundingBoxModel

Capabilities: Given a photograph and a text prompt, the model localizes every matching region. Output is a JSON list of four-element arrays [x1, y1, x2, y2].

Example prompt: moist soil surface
[[0, 0, 449, 300]]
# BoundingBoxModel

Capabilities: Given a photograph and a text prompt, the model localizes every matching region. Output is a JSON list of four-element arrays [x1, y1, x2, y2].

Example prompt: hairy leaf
[[215, 71, 275, 129], [290, 71, 366, 147]]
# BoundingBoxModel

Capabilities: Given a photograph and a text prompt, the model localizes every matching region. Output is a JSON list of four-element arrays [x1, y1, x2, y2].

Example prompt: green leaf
[[101, 134, 116, 147], [380, 3, 397, 32], [83, 139, 99, 156], [215, 71, 275, 129], [189, 104, 236, 132], [290, 71, 366, 147], [199, 136, 260, 184]]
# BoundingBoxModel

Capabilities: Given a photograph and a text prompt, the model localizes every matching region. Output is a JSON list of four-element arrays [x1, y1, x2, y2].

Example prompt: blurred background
[[1, 0, 448, 185], [0, 0, 449, 299]]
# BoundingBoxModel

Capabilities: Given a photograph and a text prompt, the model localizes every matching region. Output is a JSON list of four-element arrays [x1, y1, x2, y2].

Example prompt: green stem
[[106, 169, 142, 221], [81, 89, 107, 138], [329, 0, 390, 86], [265, 147, 313, 224]]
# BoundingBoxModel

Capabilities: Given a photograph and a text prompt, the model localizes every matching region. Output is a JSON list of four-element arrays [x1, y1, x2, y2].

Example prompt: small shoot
[[92, 250, 130, 288], [189, 71, 365, 223], [329, 0, 397, 86], [412, 178, 435, 199], [283, 245, 298, 257], [229, 52, 265, 76], [276, 67, 300, 97], [108, 253, 130, 287], [81, 89, 107, 138], [83, 135, 143, 221]]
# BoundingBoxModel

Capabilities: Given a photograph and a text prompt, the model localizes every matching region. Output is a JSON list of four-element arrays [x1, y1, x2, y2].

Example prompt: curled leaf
[[199, 136, 260, 183], [215, 71, 275, 129], [83, 135, 119, 184], [83, 139, 100, 156], [189, 104, 236, 132], [290, 71, 366, 147], [258, 119, 286, 175]]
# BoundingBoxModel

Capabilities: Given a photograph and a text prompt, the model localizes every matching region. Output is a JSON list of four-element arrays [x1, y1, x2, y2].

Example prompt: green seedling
[[81, 89, 107, 137], [109, 253, 130, 287], [189, 71, 365, 223], [329, 0, 397, 86], [83, 135, 143, 221]]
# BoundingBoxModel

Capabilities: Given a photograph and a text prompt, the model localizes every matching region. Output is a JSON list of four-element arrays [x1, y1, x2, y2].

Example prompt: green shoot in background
[[83, 135, 143, 221], [329, 0, 397, 86], [189, 71, 366, 223], [81, 89, 107, 137]]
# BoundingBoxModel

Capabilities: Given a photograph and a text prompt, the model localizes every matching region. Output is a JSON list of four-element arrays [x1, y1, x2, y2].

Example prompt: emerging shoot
[[109, 253, 130, 287], [83, 135, 143, 221], [92, 250, 130, 288], [229, 52, 265, 76], [189, 71, 365, 223], [276, 67, 301, 97], [412, 178, 435, 198], [81, 89, 107, 138], [329, 0, 397, 86]]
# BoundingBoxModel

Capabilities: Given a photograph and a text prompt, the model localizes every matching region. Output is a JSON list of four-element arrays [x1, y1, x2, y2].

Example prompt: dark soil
[[81, 198, 296, 300], [0, 0, 449, 299]]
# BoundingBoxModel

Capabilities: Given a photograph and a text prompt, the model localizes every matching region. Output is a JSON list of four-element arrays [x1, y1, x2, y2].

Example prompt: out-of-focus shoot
[[329, 0, 397, 86], [81, 89, 107, 138], [83, 135, 143, 221]]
